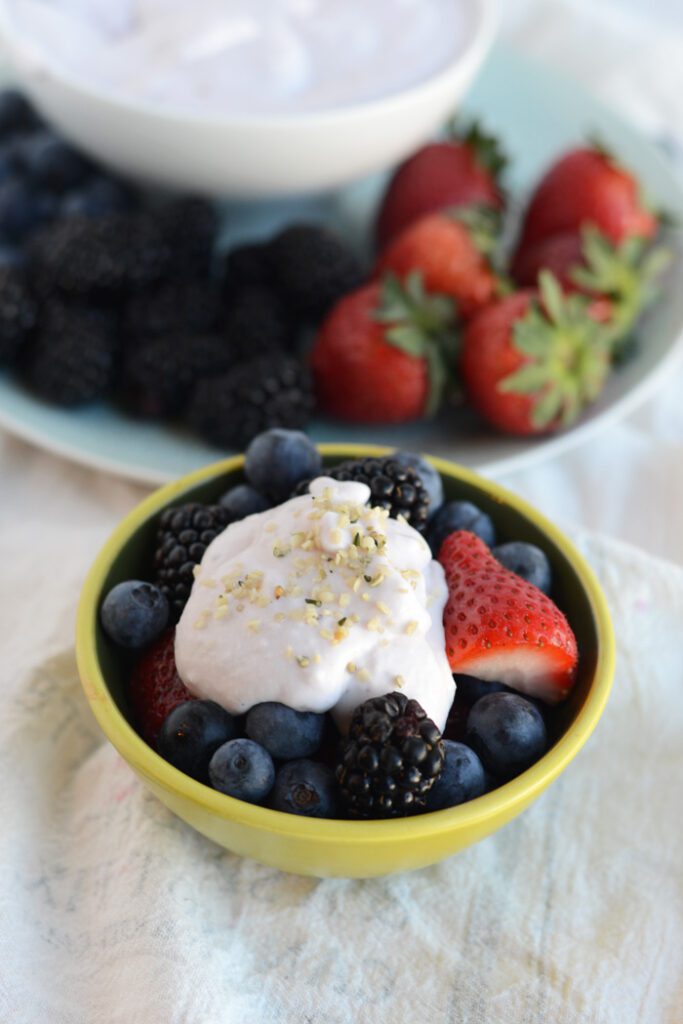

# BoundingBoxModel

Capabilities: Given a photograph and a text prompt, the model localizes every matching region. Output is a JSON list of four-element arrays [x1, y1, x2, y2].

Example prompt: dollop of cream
[[175, 478, 454, 732]]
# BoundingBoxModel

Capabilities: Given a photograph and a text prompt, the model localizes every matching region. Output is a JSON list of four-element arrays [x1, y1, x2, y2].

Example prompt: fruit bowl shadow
[[76, 444, 615, 878]]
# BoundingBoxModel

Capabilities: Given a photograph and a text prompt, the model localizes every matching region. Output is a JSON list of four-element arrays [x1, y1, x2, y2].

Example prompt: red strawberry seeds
[[376, 123, 506, 249], [516, 146, 656, 251], [311, 275, 457, 424], [438, 530, 578, 704], [375, 212, 497, 320], [128, 628, 194, 746]]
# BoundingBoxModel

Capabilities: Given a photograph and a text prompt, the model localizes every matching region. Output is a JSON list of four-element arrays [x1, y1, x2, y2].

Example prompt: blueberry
[[270, 759, 338, 818], [466, 693, 547, 781], [246, 702, 325, 760], [15, 131, 91, 192], [391, 451, 444, 516], [427, 500, 496, 557], [0, 90, 40, 138], [425, 741, 486, 810], [218, 483, 271, 520], [209, 738, 275, 803], [0, 179, 55, 242], [158, 700, 238, 781], [244, 428, 322, 502], [492, 541, 552, 595], [100, 579, 169, 648], [61, 176, 135, 218], [453, 674, 510, 703]]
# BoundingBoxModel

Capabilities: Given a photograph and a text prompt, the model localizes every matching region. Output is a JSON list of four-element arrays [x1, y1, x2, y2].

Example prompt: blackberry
[[267, 224, 364, 320], [337, 693, 444, 818], [0, 178, 56, 243], [61, 176, 138, 219], [0, 265, 37, 366], [120, 212, 174, 290], [223, 285, 292, 361], [223, 242, 272, 293], [295, 456, 431, 531], [0, 153, 13, 186], [153, 502, 232, 620], [23, 301, 118, 406], [13, 130, 92, 193], [124, 280, 221, 338], [121, 333, 231, 418], [155, 197, 218, 281], [27, 212, 171, 297], [0, 90, 41, 138], [186, 353, 314, 449]]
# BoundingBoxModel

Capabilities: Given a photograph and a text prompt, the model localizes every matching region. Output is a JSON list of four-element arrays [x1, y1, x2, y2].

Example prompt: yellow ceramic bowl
[[76, 446, 615, 878]]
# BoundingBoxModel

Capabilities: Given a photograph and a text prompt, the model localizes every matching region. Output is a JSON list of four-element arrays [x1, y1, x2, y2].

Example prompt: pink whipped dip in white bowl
[[0, 0, 495, 196]]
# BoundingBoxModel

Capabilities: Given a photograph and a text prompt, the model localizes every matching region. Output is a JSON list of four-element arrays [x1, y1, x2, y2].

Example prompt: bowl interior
[[94, 451, 600, 762]]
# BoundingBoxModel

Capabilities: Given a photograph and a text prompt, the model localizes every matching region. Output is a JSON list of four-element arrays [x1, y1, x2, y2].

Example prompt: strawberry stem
[[374, 271, 459, 416], [570, 226, 672, 353], [500, 271, 612, 429], [446, 203, 502, 255], [443, 117, 508, 181]]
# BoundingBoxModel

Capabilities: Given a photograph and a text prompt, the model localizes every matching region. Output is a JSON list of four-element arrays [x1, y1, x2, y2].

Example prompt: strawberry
[[460, 272, 611, 435], [128, 628, 193, 746], [512, 226, 672, 351], [438, 531, 578, 704], [512, 232, 585, 293], [311, 272, 457, 423], [517, 145, 657, 252], [511, 231, 613, 326], [375, 210, 498, 320], [376, 121, 506, 250]]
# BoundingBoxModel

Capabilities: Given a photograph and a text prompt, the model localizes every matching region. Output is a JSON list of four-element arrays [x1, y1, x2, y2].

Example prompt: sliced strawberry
[[376, 121, 506, 249], [439, 531, 578, 704], [128, 628, 194, 747], [375, 210, 497, 320]]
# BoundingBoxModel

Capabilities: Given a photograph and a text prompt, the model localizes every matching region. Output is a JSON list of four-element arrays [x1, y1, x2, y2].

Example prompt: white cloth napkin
[[1, 521, 681, 1024]]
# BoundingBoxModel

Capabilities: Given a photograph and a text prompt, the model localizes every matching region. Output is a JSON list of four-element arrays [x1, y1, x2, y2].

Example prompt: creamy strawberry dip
[[10, 0, 473, 116], [174, 477, 455, 731]]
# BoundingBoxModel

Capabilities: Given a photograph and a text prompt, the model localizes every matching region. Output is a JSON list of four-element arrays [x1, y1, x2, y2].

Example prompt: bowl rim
[[76, 443, 615, 844], [0, 0, 495, 130]]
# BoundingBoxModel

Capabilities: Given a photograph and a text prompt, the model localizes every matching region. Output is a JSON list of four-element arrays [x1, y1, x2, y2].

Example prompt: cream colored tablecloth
[[2, 517, 682, 1024]]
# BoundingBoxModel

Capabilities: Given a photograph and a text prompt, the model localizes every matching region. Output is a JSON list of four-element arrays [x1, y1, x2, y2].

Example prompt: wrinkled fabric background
[[2, 2, 683, 1021]]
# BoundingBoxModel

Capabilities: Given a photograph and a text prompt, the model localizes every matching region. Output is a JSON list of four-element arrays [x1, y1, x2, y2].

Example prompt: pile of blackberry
[[0, 88, 364, 448]]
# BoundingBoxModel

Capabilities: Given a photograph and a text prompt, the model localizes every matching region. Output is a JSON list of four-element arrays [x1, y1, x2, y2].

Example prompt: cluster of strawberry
[[311, 125, 668, 435]]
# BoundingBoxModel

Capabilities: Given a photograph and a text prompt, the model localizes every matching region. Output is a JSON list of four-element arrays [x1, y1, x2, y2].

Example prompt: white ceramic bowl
[[0, 0, 495, 197]]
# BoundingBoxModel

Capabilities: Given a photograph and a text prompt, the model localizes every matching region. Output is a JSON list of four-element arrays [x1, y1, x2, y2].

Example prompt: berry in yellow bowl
[[76, 430, 614, 878]]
